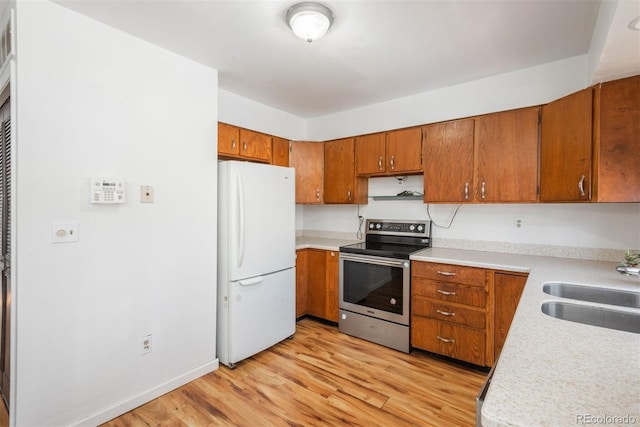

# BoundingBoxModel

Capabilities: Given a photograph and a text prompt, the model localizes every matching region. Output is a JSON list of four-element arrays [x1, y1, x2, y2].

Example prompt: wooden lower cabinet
[[296, 249, 339, 323], [411, 261, 527, 367], [494, 272, 527, 358], [411, 317, 486, 365]]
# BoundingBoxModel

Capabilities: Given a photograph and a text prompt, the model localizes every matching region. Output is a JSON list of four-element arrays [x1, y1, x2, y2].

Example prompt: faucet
[[616, 265, 640, 277]]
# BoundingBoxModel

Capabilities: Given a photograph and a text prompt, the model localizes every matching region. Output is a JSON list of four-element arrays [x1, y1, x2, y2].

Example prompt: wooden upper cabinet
[[540, 88, 594, 202], [218, 122, 240, 156], [218, 123, 273, 163], [324, 137, 367, 204], [239, 128, 272, 163], [596, 75, 640, 202], [355, 127, 423, 176], [290, 141, 324, 204], [355, 133, 386, 175], [271, 137, 290, 167], [423, 119, 475, 203], [386, 127, 423, 174], [474, 107, 540, 203]]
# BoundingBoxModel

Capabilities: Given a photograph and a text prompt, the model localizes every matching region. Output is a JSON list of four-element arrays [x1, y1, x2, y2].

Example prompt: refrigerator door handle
[[237, 173, 245, 268], [238, 276, 264, 286]]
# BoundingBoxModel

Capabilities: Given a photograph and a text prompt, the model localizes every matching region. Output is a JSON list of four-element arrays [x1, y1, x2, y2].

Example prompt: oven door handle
[[339, 253, 409, 269]]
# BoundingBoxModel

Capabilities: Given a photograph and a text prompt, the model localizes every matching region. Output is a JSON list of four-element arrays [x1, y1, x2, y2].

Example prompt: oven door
[[339, 252, 410, 325]]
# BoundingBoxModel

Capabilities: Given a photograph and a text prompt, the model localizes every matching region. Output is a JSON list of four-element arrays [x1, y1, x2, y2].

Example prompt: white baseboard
[[69, 359, 220, 427]]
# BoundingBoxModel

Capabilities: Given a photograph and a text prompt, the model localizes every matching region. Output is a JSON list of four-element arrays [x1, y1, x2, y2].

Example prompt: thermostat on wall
[[90, 178, 126, 204]]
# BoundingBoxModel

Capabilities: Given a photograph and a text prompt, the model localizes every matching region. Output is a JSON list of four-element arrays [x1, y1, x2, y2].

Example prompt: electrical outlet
[[139, 334, 152, 355], [514, 217, 524, 229]]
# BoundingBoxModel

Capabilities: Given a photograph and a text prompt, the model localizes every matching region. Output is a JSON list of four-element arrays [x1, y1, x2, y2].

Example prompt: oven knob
[[417, 225, 424, 232], [369, 223, 374, 229], [376, 223, 382, 229], [409, 224, 415, 231]]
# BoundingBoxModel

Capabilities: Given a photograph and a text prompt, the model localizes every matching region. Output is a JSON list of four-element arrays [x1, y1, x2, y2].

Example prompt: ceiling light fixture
[[629, 16, 640, 31], [285, 2, 334, 43]]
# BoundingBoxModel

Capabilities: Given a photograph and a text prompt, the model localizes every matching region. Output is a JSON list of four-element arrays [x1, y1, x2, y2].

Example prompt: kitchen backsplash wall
[[299, 176, 640, 261]]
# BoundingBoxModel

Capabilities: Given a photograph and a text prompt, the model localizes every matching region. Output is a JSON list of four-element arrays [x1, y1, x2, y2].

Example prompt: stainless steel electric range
[[338, 219, 432, 353]]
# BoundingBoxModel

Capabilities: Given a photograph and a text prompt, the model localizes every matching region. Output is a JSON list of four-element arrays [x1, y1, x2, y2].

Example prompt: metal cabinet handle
[[231, 138, 236, 150], [437, 289, 456, 296], [436, 270, 456, 276], [481, 181, 486, 199], [436, 309, 456, 317], [378, 156, 383, 171], [347, 189, 352, 201], [464, 182, 469, 200], [316, 189, 320, 200], [243, 140, 247, 152], [578, 175, 586, 197], [390, 155, 395, 170], [437, 336, 455, 344]]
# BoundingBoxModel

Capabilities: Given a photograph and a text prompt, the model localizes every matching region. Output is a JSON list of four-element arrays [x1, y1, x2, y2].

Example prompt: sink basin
[[541, 301, 640, 334], [543, 282, 640, 309]]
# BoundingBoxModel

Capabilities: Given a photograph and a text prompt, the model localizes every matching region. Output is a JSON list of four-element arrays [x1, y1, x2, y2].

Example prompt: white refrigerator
[[217, 160, 296, 368]]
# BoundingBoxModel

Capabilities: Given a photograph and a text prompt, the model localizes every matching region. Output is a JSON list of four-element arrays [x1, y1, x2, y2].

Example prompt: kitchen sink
[[543, 282, 640, 309], [541, 301, 640, 334]]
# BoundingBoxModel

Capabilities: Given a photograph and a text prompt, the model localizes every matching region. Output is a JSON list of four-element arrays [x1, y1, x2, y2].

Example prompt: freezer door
[[226, 268, 296, 365], [228, 162, 295, 281]]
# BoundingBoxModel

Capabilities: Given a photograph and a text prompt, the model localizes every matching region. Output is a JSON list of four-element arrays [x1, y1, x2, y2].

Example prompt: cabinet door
[[290, 141, 324, 204], [295, 250, 308, 319], [493, 273, 526, 359], [355, 133, 386, 176], [239, 128, 272, 163], [386, 127, 422, 174], [475, 107, 539, 202], [422, 119, 474, 202], [306, 250, 327, 318], [324, 138, 367, 204], [325, 250, 339, 323], [597, 75, 640, 202], [218, 122, 240, 156], [271, 137, 290, 167], [540, 87, 593, 201]]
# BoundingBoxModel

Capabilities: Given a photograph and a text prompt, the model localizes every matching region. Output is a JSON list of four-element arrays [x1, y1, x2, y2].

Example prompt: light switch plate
[[52, 221, 79, 243], [140, 185, 154, 203]]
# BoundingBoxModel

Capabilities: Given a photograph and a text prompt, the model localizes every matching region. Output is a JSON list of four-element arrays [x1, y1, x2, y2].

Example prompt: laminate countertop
[[295, 236, 360, 252], [410, 247, 640, 427]]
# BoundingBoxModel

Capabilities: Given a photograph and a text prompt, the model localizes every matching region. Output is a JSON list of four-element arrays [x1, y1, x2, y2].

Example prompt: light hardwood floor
[[102, 318, 487, 426]]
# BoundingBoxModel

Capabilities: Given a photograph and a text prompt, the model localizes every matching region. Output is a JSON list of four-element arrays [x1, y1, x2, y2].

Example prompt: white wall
[[302, 176, 640, 250], [15, 2, 218, 425], [306, 55, 589, 141], [218, 89, 307, 140]]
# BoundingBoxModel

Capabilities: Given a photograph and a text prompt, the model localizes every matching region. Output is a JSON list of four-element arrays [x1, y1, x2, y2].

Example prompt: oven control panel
[[366, 219, 430, 237]]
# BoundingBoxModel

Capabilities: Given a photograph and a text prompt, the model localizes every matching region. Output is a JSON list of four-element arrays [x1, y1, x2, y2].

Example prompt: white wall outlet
[[139, 334, 152, 355], [140, 185, 154, 203], [51, 221, 79, 243], [514, 217, 524, 229]]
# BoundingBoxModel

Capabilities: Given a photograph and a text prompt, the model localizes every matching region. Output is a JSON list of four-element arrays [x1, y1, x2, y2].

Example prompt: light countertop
[[295, 236, 360, 252], [410, 247, 640, 427]]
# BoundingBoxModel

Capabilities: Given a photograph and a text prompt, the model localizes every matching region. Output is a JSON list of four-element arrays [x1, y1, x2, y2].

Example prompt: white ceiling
[[54, 0, 640, 118]]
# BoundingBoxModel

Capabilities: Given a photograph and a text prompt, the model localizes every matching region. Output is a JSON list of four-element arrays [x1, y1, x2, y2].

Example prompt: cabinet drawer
[[412, 297, 485, 329], [412, 278, 486, 307], [412, 261, 485, 287], [411, 316, 485, 366]]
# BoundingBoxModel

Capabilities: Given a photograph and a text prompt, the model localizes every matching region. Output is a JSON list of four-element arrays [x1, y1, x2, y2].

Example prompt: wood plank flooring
[[102, 318, 487, 426]]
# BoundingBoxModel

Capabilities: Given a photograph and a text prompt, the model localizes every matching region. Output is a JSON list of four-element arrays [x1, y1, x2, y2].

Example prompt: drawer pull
[[437, 289, 456, 296], [437, 336, 455, 344], [436, 309, 455, 317], [436, 270, 456, 276]]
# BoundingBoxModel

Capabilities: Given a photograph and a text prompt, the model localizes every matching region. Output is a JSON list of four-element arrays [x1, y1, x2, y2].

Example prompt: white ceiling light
[[629, 16, 640, 31], [285, 2, 334, 43]]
